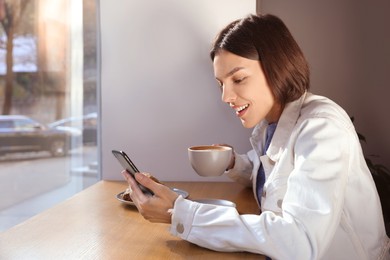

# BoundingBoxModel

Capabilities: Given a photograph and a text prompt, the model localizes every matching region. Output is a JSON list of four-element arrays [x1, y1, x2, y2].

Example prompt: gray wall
[[100, 0, 255, 181], [259, 0, 390, 169]]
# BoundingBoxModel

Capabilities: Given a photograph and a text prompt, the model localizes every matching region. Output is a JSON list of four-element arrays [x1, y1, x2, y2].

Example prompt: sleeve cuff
[[170, 195, 200, 239]]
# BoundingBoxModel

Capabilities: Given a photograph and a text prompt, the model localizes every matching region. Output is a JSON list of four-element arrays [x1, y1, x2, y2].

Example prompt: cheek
[[252, 91, 275, 115], [253, 88, 272, 105], [257, 83, 275, 105]]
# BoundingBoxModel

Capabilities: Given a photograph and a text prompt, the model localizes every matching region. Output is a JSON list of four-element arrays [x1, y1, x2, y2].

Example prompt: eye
[[233, 76, 246, 84]]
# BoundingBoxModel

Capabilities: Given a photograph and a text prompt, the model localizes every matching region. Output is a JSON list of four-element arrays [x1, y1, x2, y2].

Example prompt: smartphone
[[112, 150, 153, 196]]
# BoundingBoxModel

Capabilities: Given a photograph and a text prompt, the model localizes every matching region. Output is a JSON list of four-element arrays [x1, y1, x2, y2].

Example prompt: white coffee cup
[[188, 145, 232, 177]]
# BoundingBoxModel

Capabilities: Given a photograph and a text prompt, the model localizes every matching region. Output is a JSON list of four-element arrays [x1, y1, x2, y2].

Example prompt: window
[[0, 0, 99, 231]]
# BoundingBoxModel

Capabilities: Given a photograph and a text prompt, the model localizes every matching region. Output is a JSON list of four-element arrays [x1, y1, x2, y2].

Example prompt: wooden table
[[0, 181, 265, 259]]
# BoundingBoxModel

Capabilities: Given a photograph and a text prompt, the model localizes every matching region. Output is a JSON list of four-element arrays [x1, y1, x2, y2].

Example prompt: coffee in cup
[[188, 145, 232, 177]]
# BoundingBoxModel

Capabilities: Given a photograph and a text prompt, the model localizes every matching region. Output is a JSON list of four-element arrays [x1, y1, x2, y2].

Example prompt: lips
[[232, 104, 249, 116]]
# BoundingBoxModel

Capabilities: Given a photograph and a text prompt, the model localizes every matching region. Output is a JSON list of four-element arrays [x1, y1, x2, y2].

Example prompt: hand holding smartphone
[[112, 150, 154, 196]]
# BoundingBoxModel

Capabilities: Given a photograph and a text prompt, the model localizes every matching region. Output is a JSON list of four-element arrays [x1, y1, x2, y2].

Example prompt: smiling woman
[[0, 0, 99, 232], [121, 13, 389, 259]]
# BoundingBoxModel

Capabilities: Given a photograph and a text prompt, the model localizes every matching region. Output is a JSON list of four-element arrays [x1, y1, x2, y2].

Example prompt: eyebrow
[[216, 67, 245, 81]]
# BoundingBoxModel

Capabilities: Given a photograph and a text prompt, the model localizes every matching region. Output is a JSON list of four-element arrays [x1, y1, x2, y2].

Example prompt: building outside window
[[0, 0, 99, 231]]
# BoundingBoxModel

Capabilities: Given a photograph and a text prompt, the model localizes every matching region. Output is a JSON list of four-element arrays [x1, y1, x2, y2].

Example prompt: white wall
[[100, 0, 255, 181], [260, 0, 390, 169]]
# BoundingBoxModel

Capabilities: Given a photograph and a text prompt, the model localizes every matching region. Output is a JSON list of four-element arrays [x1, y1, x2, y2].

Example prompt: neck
[[265, 102, 283, 124]]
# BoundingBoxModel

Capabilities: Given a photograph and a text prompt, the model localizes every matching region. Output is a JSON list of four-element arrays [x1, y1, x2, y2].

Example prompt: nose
[[221, 84, 235, 103]]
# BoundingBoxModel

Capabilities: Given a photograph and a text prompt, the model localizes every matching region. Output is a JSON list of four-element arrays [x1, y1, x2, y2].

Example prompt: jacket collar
[[250, 92, 307, 162]]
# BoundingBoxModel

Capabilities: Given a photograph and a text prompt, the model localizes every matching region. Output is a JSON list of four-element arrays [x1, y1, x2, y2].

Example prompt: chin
[[241, 120, 256, 129]]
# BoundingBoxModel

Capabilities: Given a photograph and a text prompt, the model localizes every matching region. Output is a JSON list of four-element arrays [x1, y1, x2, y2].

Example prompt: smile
[[233, 104, 249, 116]]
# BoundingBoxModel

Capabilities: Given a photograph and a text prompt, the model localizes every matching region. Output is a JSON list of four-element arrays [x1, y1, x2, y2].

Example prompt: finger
[[122, 170, 131, 183], [122, 170, 138, 185], [134, 172, 160, 194], [136, 173, 179, 203], [123, 172, 147, 204]]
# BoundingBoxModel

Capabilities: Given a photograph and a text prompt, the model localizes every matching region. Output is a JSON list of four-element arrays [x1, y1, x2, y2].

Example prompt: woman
[[123, 14, 389, 259]]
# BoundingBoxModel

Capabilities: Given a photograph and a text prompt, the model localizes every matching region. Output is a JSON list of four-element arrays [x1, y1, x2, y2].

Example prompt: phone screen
[[112, 150, 153, 195]]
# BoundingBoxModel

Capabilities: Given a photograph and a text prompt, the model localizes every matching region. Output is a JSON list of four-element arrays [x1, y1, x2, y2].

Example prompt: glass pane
[[0, 0, 99, 231]]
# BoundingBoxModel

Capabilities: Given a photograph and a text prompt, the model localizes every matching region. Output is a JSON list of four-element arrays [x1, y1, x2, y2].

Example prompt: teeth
[[235, 104, 249, 113]]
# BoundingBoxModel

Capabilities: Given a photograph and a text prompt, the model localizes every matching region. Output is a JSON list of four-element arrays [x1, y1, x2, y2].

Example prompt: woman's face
[[213, 50, 282, 128]]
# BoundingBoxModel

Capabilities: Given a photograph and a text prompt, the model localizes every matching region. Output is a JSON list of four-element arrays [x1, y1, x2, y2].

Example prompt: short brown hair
[[210, 14, 310, 105]]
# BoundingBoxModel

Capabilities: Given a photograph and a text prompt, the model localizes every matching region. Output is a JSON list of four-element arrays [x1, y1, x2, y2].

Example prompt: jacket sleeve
[[224, 149, 256, 187], [170, 116, 354, 259]]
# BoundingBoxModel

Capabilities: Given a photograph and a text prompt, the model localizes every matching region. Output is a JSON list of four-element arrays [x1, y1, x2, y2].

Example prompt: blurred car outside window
[[0, 0, 99, 232]]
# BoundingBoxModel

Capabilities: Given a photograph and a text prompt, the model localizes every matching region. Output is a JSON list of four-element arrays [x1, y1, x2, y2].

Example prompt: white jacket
[[171, 93, 390, 259]]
